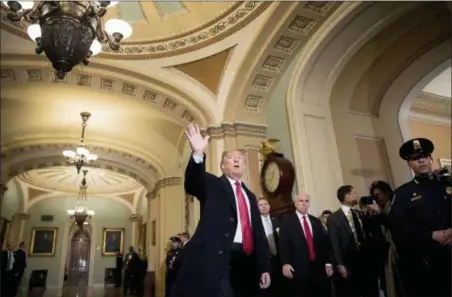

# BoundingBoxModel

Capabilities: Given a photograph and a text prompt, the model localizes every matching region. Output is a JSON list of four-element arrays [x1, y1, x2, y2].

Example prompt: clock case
[[260, 152, 296, 216]]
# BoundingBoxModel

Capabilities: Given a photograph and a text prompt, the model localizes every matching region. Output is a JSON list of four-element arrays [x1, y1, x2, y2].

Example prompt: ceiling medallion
[[1, 1, 132, 78]]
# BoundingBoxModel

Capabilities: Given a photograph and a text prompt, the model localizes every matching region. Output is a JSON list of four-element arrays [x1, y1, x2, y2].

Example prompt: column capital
[[16, 213, 31, 220], [130, 214, 142, 222], [204, 122, 267, 138]]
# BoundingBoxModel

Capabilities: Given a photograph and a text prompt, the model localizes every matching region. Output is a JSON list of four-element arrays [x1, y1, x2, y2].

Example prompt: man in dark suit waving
[[170, 123, 271, 297]]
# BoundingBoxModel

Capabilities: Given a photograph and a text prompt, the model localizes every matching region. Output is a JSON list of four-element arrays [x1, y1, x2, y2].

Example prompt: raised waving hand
[[185, 123, 210, 155]]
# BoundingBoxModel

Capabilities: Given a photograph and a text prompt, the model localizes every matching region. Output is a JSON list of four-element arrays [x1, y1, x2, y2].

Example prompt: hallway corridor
[[23, 287, 122, 297]]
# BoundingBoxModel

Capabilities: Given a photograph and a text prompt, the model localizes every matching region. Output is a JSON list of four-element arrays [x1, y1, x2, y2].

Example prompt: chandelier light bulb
[[76, 146, 90, 156], [18, 1, 34, 9], [63, 150, 76, 158], [89, 39, 102, 56], [105, 19, 133, 40], [67, 210, 75, 216], [27, 24, 41, 41], [108, 1, 118, 7]]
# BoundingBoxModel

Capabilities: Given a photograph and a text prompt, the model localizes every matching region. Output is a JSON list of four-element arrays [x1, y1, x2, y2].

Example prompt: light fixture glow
[[76, 147, 90, 156], [27, 24, 41, 41], [105, 19, 133, 40], [18, 1, 35, 9], [90, 39, 102, 56], [108, 1, 118, 7]]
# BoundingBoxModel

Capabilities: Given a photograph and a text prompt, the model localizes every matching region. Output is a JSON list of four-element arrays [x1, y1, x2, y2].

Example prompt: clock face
[[264, 162, 281, 193]]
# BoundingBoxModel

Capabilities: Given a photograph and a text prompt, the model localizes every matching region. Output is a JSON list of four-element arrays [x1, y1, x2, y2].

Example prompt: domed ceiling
[[0, 1, 271, 59], [17, 166, 142, 195]]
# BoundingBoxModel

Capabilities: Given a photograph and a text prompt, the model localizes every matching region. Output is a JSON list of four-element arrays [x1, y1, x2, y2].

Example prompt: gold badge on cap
[[413, 140, 421, 150], [446, 187, 452, 195]]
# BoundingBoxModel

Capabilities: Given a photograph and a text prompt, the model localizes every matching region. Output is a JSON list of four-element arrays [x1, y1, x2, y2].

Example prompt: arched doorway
[[65, 229, 91, 286]]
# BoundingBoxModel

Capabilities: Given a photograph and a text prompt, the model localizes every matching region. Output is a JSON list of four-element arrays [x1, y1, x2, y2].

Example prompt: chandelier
[[67, 169, 95, 229], [1, 1, 132, 79], [63, 111, 97, 174]]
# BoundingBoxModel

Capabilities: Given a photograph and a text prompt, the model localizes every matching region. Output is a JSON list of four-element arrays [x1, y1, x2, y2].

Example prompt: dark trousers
[[399, 248, 451, 297], [218, 244, 258, 297], [115, 268, 123, 287], [123, 271, 134, 295], [290, 261, 329, 297], [261, 255, 285, 297], [12, 271, 24, 297], [1, 270, 15, 297], [334, 252, 378, 297], [165, 272, 177, 297]]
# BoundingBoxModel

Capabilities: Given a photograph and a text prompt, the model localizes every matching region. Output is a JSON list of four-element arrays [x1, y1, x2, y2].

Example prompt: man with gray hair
[[279, 192, 333, 297]]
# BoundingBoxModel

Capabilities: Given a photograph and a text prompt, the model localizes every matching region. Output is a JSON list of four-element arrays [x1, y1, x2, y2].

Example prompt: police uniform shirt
[[390, 176, 451, 248]]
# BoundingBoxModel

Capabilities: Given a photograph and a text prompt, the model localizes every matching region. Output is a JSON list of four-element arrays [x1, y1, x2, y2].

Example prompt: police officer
[[165, 236, 181, 297], [389, 138, 451, 297]]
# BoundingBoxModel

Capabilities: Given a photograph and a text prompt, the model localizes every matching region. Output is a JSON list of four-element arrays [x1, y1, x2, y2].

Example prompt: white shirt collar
[[261, 214, 270, 219], [296, 210, 309, 220], [226, 175, 242, 187], [341, 205, 352, 214]]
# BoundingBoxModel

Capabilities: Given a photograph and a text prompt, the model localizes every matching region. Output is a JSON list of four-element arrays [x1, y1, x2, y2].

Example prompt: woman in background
[[370, 181, 404, 297]]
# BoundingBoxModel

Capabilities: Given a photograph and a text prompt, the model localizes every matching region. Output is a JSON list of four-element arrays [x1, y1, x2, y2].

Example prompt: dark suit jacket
[[170, 154, 271, 297], [279, 213, 331, 280], [13, 249, 27, 274]]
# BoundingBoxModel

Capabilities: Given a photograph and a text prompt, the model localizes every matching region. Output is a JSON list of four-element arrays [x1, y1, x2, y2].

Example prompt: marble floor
[[22, 286, 122, 297]]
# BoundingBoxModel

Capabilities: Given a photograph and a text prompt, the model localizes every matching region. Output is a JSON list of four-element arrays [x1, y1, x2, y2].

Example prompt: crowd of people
[[164, 123, 451, 297]]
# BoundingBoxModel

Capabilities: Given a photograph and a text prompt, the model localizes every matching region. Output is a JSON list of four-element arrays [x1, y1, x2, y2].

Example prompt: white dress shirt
[[192, 154, 251, 244], [261, 215, 278, 255], [295, 211, 332, 267], [6, 251, 15, 271]]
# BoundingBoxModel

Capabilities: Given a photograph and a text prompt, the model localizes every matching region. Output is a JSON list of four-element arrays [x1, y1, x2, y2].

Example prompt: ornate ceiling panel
[[0, 65, 198, 124], [17, 166, 142, 195], [0, 1, 271, 59]]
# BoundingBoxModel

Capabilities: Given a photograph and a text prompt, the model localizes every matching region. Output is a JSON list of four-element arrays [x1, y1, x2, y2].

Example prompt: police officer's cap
[[399, 138, 434, 161], [169, 236, 181, 243]]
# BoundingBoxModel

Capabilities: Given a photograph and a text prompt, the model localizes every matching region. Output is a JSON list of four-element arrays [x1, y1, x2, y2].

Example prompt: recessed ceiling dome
[[17, 166, 142, 195]]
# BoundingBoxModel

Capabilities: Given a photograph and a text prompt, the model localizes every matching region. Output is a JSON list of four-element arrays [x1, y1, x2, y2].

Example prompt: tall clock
[[260, 153, 295, 202]]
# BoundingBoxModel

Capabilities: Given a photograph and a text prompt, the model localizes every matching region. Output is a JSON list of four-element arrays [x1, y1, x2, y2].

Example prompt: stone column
[[130, 214, 142, 251], [153, 177, 184, 297], [10, 213, 30, 246]]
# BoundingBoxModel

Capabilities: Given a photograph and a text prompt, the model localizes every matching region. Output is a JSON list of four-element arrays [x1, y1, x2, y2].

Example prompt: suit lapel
[[220, 175, 238, 217]]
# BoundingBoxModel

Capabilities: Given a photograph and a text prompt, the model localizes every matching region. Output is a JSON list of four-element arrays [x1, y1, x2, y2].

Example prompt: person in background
[[123, 246, 140, 295], [12, 241, 27, 297], [369, 181, 402, 297], [1, 242, 16, 297], [115, 249, 123, 288], [165, 236, 181, 297], [257, 198, 283, 297], [179, 232, 190, 248], [390, 138, 451, 297], [320, 210, 332, 231]]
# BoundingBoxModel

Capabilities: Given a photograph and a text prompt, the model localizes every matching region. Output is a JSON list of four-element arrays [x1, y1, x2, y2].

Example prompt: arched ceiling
[[0, 2, 271, 59], [423, 67, 451, 98], [17, 166, 141, 195]]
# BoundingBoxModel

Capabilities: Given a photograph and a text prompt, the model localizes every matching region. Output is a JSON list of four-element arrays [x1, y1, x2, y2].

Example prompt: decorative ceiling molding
[[0, 54, 216, 125], [204, 121, 267, 138], [0, 2, 271, 60], [223, 1, 339, 118], [146, 176, 182, 199], [408, 111, 451, 126], [1, 143, 160, 189], [409, 91, 451, 126], [0, 65, 199, 125]]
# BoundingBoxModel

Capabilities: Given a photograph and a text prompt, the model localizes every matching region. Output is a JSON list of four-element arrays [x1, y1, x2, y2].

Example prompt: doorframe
[[58, 219, 97, 288]]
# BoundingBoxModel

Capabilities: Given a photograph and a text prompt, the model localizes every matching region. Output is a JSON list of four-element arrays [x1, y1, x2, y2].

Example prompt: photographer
[[389, 138, 451, 297]]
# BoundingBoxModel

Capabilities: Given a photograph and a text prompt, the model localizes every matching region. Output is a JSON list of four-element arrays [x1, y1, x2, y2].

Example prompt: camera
[[360, 195, 375, 205]]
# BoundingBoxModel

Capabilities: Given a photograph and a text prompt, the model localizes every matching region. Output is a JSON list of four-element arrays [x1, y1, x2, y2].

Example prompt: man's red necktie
[[235, 181, 254, 255], [302, 215, 316, 261]]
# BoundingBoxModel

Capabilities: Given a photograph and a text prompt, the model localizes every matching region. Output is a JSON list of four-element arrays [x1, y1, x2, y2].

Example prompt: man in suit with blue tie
[[170, 124, 271, 297]]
